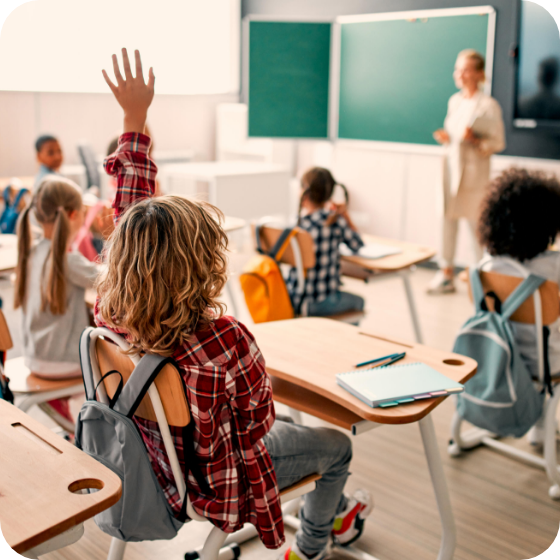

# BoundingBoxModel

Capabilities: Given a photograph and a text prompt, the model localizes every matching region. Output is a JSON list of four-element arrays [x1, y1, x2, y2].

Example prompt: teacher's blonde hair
[[457, 49, 485, 74]]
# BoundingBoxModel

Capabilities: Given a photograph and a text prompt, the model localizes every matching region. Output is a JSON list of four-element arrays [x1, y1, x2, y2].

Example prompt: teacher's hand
[[433, 129, 450, 145], [463, 127, 481, 146]]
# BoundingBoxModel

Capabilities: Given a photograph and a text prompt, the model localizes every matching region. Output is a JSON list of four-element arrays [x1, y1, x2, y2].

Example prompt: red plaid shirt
[[96, 133, 284, 549]]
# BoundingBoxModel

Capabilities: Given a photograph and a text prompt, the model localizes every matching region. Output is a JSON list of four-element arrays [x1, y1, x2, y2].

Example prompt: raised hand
[[102, 49, 155, 134]]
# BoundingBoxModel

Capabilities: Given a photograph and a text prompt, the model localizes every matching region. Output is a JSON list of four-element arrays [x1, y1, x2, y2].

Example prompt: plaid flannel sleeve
[[103, 132, 158, 224], [227, 322, 276, 447], [340, 216, 364, 253]]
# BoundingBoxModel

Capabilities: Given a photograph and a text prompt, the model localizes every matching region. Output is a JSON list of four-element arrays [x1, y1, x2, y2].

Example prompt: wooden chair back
[[95, 338, 191, 427], [252, 224, 316, 269], [468, 270, 560, 326], [0, 308, 13, 353]]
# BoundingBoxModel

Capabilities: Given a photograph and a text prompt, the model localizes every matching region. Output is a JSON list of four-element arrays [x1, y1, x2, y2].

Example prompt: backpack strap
[[2, 188, 10, 206], [270, 227, 298, 261], [12, 188, 28, 208], [501, 274, 546, 321], [111, 353, 176, 418], [255, 225, 297, 262], [471, 268, 486, 312]]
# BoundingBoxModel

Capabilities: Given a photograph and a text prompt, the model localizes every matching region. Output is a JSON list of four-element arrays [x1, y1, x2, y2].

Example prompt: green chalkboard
[[248, 21, 331, 138], [338, 15, 489, 145]]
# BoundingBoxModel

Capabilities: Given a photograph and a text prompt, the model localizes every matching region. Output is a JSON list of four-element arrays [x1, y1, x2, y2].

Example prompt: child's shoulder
[[175, 315, 256, 366]]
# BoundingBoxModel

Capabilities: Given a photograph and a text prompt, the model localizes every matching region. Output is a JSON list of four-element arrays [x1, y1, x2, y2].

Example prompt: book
[[336, 362, 464, 408], [339, 243, 402, 260]]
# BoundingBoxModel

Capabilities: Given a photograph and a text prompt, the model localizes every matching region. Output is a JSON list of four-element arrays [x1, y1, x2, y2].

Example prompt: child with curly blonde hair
[[95, 49, 371, 560]]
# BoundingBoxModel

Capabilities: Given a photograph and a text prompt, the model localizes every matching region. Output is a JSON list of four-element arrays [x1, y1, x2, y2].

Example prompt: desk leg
[[400, 270, 423, 344], [419, 414, 456, 560]]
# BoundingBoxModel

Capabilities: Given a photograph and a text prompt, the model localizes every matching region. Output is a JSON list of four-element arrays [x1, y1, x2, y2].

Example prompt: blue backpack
[[0, 186, 28, 234], [453, 268, 548, 438]]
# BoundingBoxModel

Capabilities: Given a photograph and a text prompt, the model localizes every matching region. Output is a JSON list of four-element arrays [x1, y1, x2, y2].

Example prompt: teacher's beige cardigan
[[443, 91, 506, 221]]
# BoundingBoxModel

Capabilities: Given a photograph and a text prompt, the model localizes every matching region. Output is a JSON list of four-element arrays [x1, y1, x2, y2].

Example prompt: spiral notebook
[[336, 362, 464, 408]]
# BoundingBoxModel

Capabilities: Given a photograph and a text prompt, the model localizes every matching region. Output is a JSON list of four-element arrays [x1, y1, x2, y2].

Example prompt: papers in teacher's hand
[[339, 243, 402, 260]]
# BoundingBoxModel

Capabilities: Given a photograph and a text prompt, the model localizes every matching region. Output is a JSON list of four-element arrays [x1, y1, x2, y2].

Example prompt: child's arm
[[340, 214, 364, 254], [102, 49, 157, 223]]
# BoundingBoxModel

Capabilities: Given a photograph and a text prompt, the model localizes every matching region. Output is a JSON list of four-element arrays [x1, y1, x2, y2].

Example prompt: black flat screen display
[[515, 1, 560, 129]]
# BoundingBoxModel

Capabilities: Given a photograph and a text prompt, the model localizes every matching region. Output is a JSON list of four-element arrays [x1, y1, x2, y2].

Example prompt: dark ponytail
[[298, 167, 348, 225]]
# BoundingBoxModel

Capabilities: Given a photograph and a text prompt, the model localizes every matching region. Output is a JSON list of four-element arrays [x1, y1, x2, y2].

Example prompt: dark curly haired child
[[477, 167, 560, 443]]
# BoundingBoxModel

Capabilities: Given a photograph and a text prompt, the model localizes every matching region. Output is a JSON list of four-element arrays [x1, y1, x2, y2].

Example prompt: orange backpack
[[240, 226, 297, 324]]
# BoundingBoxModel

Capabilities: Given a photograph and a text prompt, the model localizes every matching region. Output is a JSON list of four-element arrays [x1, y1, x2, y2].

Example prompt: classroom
[[1, 0, 560, 559]]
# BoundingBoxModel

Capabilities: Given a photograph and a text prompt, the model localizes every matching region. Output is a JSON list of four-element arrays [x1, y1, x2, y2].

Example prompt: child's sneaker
[[283, 543, 328, 560], [331, 489, 373, 546]]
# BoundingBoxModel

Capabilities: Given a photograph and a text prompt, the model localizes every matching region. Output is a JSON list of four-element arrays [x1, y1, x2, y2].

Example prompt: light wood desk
[[252, 318, 477, 560], [0, 400, 121, 557], [341, 234, 436, 343]]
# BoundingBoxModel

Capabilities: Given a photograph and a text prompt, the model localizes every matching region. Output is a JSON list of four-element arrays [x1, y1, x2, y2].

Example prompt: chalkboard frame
[[332, 5, 497, 148]]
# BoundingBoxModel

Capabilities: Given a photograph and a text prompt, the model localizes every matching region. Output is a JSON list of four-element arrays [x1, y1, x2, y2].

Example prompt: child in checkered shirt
[[97, 50, 372, 560], [286, 167, 365, 320]]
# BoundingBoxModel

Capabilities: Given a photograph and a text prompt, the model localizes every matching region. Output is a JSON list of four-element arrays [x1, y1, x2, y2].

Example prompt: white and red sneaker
[[331, 489, 373, 546], [283, 543, 328, 560]]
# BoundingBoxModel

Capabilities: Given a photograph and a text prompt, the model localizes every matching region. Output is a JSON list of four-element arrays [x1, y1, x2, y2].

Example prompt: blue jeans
[[307, 291, 365, 318], [263, 420, 352, 556]]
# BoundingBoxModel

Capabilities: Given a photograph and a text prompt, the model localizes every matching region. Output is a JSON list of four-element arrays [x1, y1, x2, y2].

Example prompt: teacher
[[428, 49, 505, 295]]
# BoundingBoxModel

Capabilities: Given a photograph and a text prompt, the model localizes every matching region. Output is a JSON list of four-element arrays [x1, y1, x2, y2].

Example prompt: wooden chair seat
[[278, 473, 321, 503], [5, 357, 83, 393]]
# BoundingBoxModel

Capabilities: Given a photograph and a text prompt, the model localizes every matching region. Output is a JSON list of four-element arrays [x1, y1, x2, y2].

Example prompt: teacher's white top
[[443, 91, 505, 221]]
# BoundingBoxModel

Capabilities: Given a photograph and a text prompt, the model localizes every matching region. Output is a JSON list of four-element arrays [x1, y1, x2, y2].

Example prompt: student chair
[[253, 224, 365, 324], [0, 308, 83, 433], [448, 266, 560, 500], [77, 142, 101, 191], [86, 327, 320, 560]]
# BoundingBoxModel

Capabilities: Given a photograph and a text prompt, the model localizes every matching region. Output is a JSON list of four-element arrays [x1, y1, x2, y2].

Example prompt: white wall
[[296, 141, 560, 267], [216, 102, 560, 267], [0, 91, 239, 178]]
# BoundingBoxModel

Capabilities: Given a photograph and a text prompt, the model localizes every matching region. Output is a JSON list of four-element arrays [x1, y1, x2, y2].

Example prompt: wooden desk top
[[252, 318, 477, 426], [342, 234, 436, 273], [0, 401, 121, 554]]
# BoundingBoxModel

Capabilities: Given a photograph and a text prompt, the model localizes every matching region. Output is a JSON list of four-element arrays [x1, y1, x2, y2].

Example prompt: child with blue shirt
[[34, 135, 63, 188]]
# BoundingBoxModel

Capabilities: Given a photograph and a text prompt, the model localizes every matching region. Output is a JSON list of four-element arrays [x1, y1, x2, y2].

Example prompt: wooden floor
[[1, 256, 559, 560]]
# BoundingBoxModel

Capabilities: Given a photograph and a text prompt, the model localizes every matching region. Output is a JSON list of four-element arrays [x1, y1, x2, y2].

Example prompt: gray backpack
[[75, 327, 210, 542], [453, 268, 548, 438]]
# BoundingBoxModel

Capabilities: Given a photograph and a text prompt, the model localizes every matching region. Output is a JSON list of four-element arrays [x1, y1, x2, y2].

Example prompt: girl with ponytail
[[15, 176, 102, 425], [286, 167, 366, 320]]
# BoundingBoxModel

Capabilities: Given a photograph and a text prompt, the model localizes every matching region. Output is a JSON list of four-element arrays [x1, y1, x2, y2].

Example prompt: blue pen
[[378, 352, 406, 368], [355, 352, 401, 368]]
